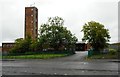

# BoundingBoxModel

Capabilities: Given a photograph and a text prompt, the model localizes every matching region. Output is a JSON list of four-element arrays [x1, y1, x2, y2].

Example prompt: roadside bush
[[117, 49, 120, 52], [9, 36, 32, 55], [100, 48, 109, 54], [109, 48, 117, 55]]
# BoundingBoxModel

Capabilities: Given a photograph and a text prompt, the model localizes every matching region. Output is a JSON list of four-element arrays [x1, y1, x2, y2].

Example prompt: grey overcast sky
[[1, 0, 119, 46]]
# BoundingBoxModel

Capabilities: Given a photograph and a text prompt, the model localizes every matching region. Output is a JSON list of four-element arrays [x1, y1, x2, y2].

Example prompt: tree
[[15, 38, 24, 44], [81, 21, 111, 54], [30, 39, 42, 52], [10, 35, 32, 54], [38, 16, 78, 52]]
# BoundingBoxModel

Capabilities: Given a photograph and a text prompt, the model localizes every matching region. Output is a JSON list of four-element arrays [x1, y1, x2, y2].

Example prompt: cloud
[[1, 0, 118, 46], [1, 0, 25, 42]]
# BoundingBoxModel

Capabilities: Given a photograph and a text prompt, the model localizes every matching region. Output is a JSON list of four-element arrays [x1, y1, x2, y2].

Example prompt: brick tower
[[25, 7, 38, 40]]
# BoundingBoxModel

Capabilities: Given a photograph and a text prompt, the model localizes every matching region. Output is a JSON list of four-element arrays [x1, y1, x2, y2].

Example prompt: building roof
[[2, 42, 15, 44], [110, 42, 120, 45], [76, 41, 85, 44]]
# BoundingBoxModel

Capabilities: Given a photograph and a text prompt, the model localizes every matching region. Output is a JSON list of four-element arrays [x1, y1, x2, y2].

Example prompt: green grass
[[0, 55, 2, 59], [87, 54, 118, 59], [2, 54, 68, 59]]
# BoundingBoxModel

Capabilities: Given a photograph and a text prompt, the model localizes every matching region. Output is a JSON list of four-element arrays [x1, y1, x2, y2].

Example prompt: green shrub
[[117, 49, 120, 52], [109, 48, 117, 55]]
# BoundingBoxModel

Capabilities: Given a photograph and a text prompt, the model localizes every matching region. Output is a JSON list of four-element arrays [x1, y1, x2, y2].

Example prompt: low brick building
[[109, 42, 120, 50], [2, 43, 15, 53], [75, 41, 91, 51]]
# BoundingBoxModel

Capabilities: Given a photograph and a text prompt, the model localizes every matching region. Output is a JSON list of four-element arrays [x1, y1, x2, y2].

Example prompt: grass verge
[[2, 54, 68, 59], [87, 54, 118, 59]]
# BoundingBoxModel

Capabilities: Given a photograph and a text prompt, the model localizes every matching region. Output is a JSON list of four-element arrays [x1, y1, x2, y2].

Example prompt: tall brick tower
[[25, 7, 38, 40]]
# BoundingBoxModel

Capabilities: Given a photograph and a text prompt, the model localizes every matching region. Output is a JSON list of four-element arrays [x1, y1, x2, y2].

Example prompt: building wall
[[0, 46, 2, 51], [86, 43, 91, 50], [75, 43, 86, 51], [25, 7, 38, 40], [2, 43, 15, 52], [75, 42, 91, 51]]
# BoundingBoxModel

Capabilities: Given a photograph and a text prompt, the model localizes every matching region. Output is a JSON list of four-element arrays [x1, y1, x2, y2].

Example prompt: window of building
[[10, 44, 12, 47], [7, 44, 9, 47], [31, 21, 33, 23], [31, 9, 33, 11]]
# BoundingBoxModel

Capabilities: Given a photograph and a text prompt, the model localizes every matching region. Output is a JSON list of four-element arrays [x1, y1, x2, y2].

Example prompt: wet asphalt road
[[2, 51, 119, 75]]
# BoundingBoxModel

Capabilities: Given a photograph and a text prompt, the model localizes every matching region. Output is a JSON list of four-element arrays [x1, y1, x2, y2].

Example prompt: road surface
[[2, 51, 119, 75]]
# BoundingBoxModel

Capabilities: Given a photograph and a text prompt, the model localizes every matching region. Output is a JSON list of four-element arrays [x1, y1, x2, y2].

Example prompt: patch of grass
[[0, 56, 2, 59], [87, 54, 118, 59], [2, 54, 69, 59]]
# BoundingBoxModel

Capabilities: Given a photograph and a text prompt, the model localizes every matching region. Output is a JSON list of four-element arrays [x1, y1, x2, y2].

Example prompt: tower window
[[31, 21, 33, 23]]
